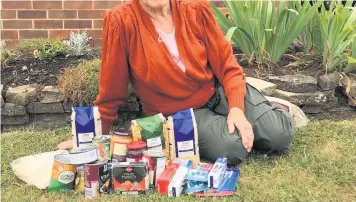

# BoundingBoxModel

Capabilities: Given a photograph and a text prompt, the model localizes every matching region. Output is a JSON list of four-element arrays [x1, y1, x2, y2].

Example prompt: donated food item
[[48, 154, 77, 192], [167, 108, 200, 168], [208, 158, 227, 189], [68, 146, 98, 165], [168, 160, 192, 197], [142, 150, 166, 188], [112, 154, 126, 163], [185, 163, 213, 194], [75, 166, 85, 193], [11, 150, 67, 190], [126, 141, 147, 162], [156, 159, 183, 194], [112, 162, 149, 195], [111, 128, 133, 157], [72, 107, 102, 148], [84, 161, 110, 199], [131, 114, 170, 164], [186, 163, 213, 182], [92, 135, 111, 161], [194, 169, 240, 197]]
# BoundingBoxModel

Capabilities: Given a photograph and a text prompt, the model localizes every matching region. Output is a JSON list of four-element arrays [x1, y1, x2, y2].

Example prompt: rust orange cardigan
[[94, 0, 246, 134]]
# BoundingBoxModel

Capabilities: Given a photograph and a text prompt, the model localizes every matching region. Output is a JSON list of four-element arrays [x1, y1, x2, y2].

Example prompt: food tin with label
[[68, 146, 98, 165], [142, 150, 166, 188], [111, 128, 133, 160], [84, 161, 110, 199], [48, 154, 77, 192], [92, 135, 111, 161], [112, 162, 149, 195], [75, 166, 85, 193], [126, 141, 147, 162]]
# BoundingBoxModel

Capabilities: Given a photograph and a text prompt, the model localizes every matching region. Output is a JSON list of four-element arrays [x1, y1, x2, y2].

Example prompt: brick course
[[1, 0, 227, 47]]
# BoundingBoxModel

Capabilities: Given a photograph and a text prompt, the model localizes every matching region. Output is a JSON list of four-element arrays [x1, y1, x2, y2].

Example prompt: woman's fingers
[[227, 120, 235, 134]]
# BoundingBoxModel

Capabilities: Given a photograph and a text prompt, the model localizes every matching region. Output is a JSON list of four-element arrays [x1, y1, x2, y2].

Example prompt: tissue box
[[208, 158, 227, 188], [168, 160, 192, 197]]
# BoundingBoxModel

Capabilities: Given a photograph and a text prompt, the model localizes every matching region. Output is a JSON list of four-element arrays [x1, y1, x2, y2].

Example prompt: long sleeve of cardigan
[[199, 2, 247, 112], [94, 12, 129, 134]]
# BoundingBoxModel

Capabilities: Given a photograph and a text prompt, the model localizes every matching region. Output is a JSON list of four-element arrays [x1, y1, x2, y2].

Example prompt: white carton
[[208, 158, 227, 188], [168, 160, 192, 197]]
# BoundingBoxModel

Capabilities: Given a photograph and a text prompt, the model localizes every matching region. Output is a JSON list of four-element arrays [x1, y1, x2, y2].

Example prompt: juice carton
[[208, 158, 227, 189], [168, 160, 193, 197], [156, 159, 183, 194]]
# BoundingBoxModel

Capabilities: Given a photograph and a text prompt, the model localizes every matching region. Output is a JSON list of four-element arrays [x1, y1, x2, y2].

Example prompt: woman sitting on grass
[[57, 0, 294, 164]]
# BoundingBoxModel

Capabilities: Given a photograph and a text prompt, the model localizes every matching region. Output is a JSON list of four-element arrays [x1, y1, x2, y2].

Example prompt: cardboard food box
[[168, 160, 192, 197], [112, 162, 149, 195], [156, 159, 183, 194]]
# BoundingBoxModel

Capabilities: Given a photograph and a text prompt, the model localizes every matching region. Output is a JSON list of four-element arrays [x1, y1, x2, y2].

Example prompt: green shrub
[[296, 0, 356, 73], [16, 38, 69, 55], [1, 42, 16, 67], [58, 59, 100, 106], [211, 0, 320, 64]]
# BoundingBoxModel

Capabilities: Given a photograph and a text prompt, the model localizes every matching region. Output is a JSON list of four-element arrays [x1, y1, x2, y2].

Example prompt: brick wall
[[0, 0, 227, 47]]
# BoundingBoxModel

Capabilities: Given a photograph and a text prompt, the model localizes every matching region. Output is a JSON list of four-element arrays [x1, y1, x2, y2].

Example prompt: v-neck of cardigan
[[135, 0, 191, 79]]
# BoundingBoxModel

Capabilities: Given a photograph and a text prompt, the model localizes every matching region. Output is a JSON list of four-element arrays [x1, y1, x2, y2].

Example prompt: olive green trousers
[[194, 84, 294, 164]]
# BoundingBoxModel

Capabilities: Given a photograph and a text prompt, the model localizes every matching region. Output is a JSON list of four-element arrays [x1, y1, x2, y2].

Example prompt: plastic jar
[[126, 141, 147, 162], [111, 128, 133, 162]]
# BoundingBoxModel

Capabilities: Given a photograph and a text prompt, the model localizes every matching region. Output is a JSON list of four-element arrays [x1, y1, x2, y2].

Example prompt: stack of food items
[[47, 107, 239, 198]]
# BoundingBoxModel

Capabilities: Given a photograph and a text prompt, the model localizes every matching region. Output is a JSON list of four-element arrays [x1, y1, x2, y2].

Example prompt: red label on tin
[[125, 167, 133, 173]]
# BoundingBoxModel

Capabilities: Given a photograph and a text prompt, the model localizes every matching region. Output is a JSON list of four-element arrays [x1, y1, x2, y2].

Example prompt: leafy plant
[[16, 38, 69, 54], [63, 31, 92, 56], [58, 59, 100, 106], [318, 0, 356, 73], [1, 41, 16, 67], [211, 0, 320, 64], [33, 43, 62, 61]]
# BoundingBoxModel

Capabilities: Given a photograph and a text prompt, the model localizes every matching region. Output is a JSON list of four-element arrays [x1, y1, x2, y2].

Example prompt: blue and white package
[[168, 160, 193, 197], [167, 108, 200, 167], [208, 158, 227, 188], [71, 107, 102, 148], [186, 181, 209, 195], [216, 169, 240, 192]]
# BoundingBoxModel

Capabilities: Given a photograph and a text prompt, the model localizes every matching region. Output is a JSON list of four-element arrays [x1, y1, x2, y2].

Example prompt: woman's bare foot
[[56, 140, 74, 150]]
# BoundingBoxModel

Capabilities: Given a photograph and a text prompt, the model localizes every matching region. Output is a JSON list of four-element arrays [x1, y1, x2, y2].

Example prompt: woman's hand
[[227, 107, 254, 152]]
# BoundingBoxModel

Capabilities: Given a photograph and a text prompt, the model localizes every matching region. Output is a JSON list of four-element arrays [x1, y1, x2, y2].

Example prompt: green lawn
[[1, 120, 356, 202]]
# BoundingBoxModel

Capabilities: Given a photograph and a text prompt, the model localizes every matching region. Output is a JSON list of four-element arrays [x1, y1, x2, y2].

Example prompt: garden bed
[[1, 54, 97, 88]]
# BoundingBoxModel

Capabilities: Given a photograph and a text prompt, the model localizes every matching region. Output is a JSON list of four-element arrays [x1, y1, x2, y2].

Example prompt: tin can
[[84, 161, 110, 198], [75, 166, 85, 193], [112, 162, 149, 195], [142, 150, 166, 188], [48, 154, 77, 192], [111, 128, 133, 158], [68, 146, 98, 165], [112, 154, 126, 163], [92, 135, 111, 161]]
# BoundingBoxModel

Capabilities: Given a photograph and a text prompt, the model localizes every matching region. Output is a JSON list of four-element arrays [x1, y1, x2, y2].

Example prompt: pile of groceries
[[13, 107, 240, 199]]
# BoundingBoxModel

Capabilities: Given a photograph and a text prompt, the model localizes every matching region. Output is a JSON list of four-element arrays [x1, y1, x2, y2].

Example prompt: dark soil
[[1, 51, 100, 89]]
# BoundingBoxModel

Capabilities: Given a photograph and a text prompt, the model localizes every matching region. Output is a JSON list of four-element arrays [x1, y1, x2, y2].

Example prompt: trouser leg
[[194, 108, 248, 165], [195, 84, 294, 164]]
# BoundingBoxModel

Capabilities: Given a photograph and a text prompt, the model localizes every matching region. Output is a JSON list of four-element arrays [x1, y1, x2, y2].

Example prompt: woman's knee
[[253, 109, 294, 153]]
